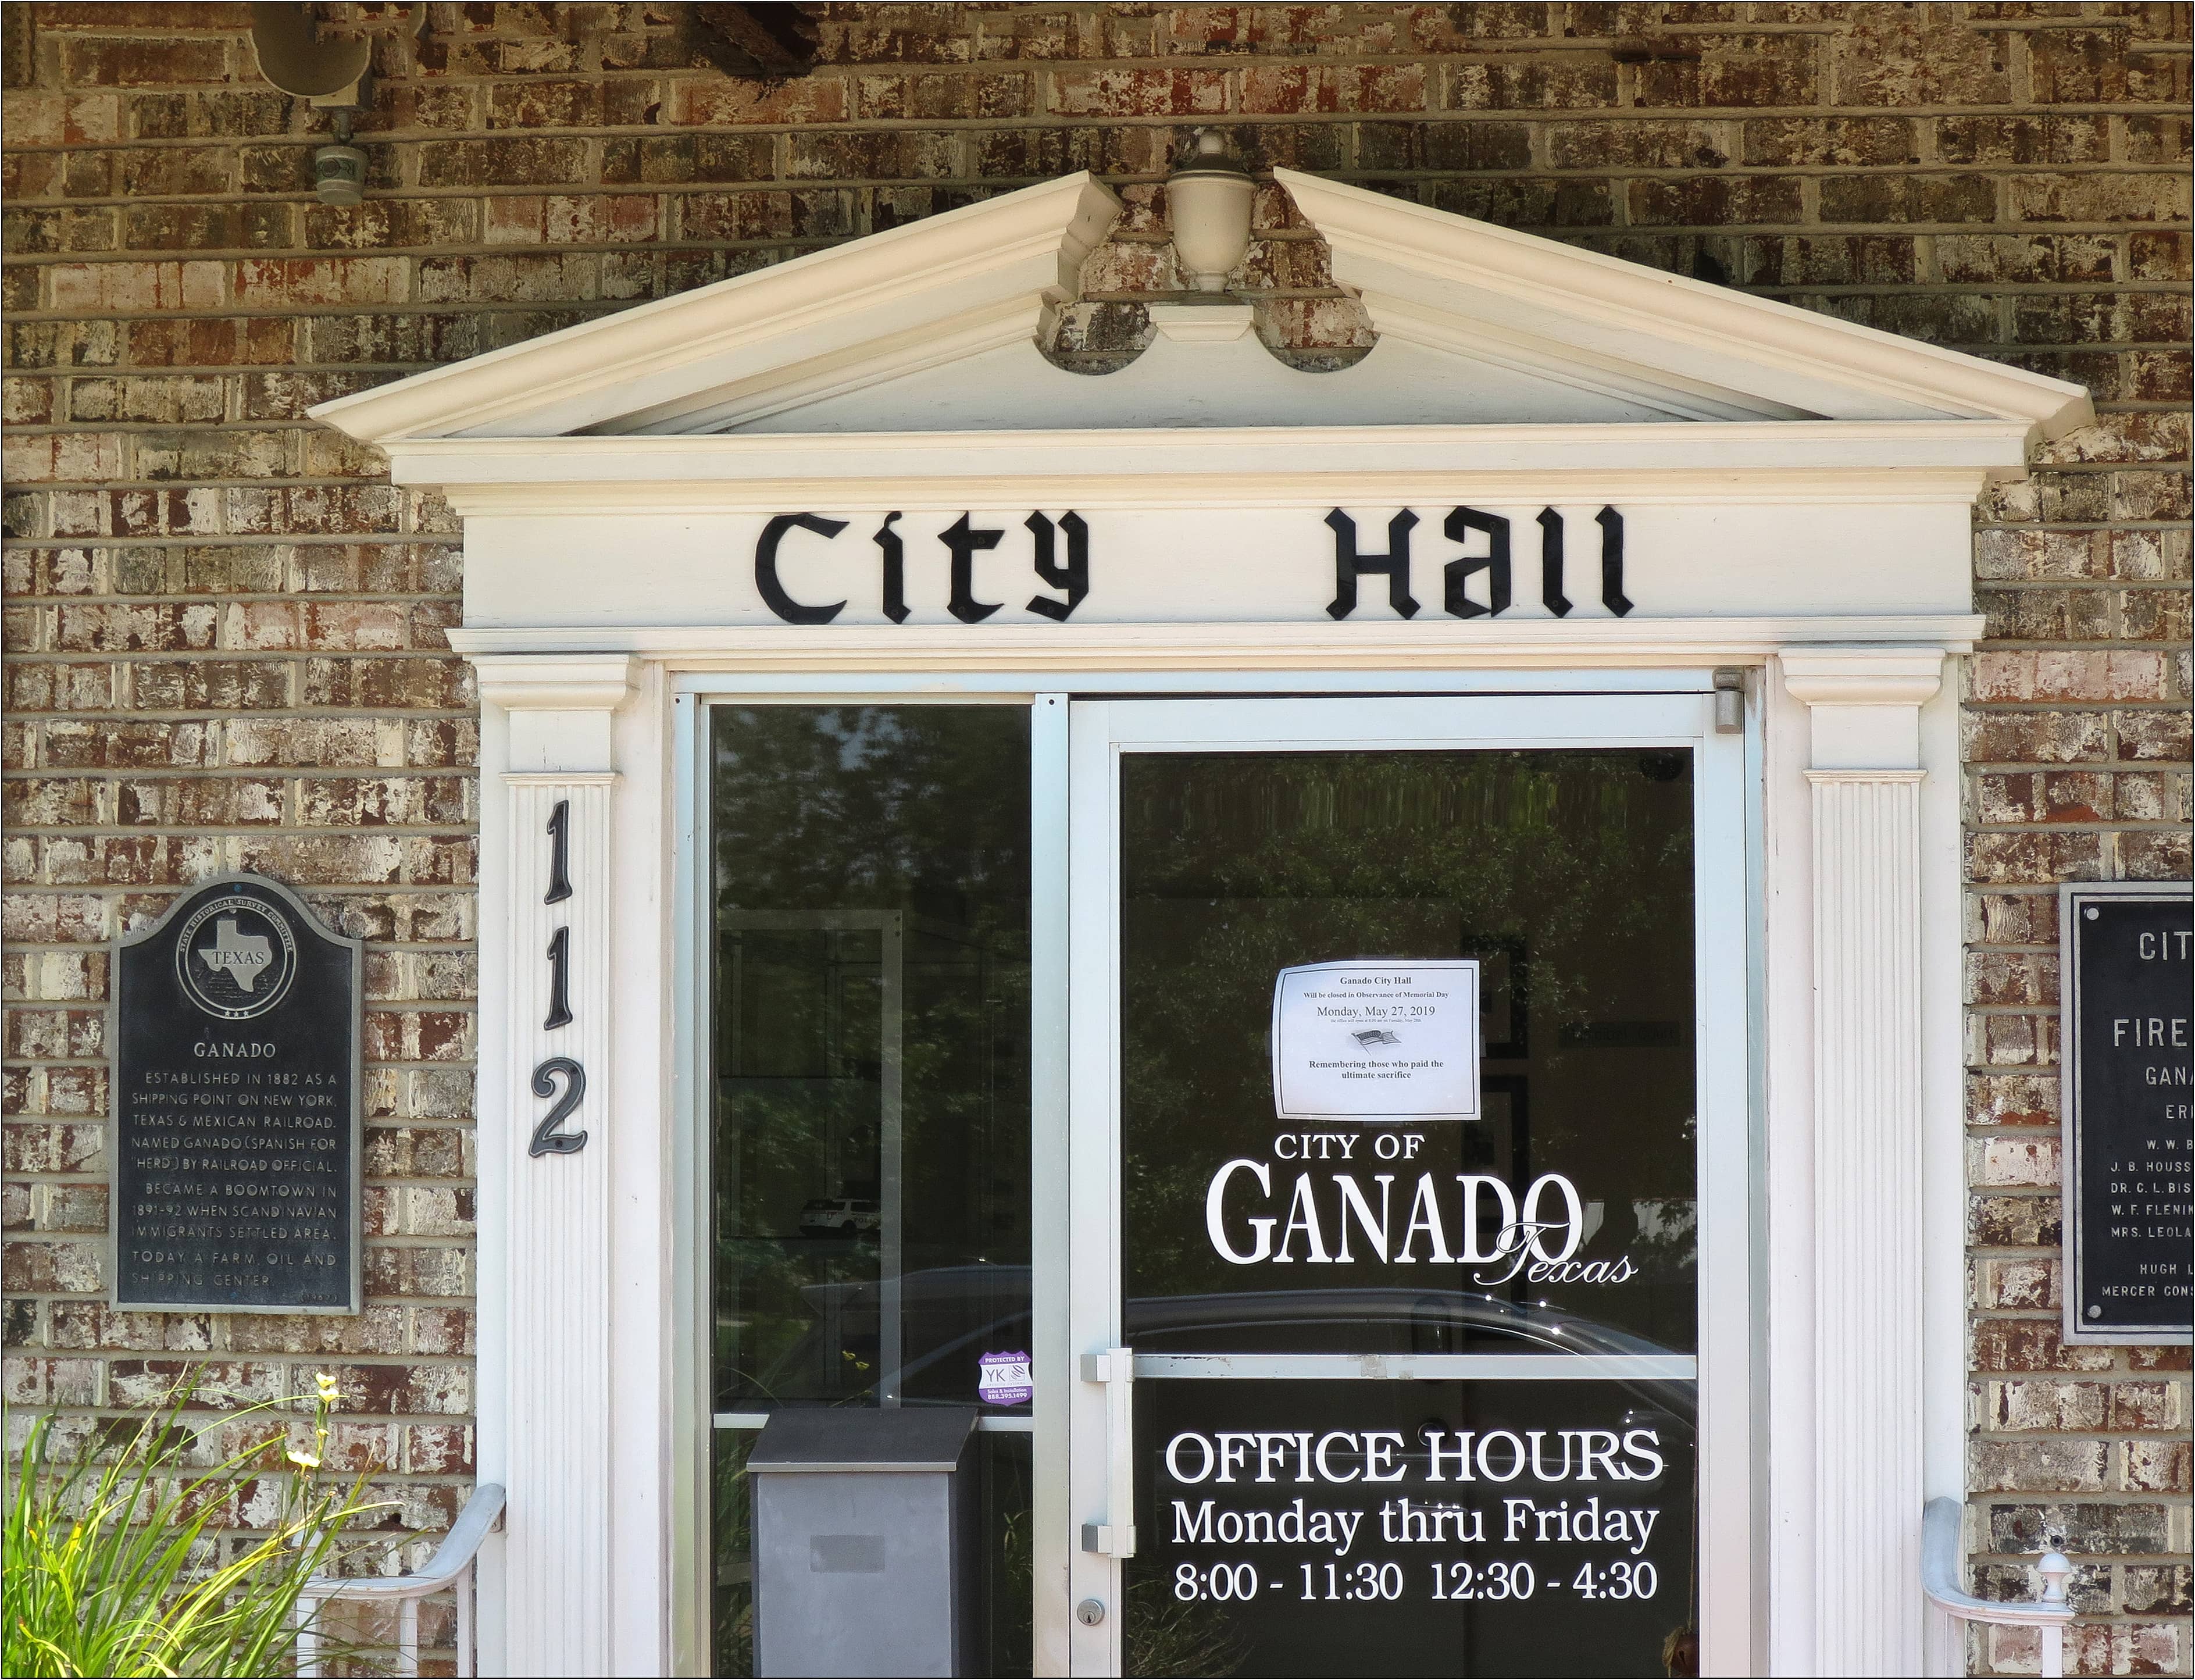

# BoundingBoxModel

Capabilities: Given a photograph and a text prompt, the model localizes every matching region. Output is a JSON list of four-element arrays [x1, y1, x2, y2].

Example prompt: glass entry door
[[1063, 695, 1750, 1678]]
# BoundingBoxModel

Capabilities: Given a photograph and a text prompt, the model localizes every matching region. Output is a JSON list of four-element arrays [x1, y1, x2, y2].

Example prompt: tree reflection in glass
[[1120, 749, 1698, 1357]]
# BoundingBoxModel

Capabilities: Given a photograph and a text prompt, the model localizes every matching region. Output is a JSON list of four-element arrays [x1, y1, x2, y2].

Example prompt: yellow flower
[[313, 1372, 339, 1404]]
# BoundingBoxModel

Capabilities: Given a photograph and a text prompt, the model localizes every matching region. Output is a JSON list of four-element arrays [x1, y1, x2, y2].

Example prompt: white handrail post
[[1920, 1499, 2078, 1679], [2038, 1550, 2071, 1679], [291, 1483, 502, 1679], [457, 1557, 476, 1679], [294, 1593, 322, 1679]]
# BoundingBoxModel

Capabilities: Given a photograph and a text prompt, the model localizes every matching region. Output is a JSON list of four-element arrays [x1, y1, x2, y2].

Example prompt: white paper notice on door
[[1270, 960, 1480, 1121]]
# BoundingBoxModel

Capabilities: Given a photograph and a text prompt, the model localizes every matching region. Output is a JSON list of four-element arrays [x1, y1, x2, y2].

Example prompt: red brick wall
[[2, 4, 2187, 1672]]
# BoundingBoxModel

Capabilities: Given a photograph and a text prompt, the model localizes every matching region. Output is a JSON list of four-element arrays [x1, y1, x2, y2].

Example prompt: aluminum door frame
[[1060, 692, 1754, 1677]]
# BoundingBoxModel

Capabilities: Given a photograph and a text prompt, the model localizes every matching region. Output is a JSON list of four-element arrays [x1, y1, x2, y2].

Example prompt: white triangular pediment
[[312, 167, 2089, 455], [722, 314, 1716, 435]]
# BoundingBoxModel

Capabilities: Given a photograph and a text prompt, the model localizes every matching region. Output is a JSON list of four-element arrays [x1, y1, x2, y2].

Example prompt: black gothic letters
[[1328, 505, 1633, 619], [1536, 508, 1573, 618], [754, 510, 1093, 625], [754, 512, 849, 625], [1025, 511, 1090, 622], [1325, 509, 1421, 620], [749, 507, 1639, 625], [942, 512, 1005, 623], [873, 511, 909, 625], [1441, 507, 1509, 619], [1596, 506, 1634, 617]]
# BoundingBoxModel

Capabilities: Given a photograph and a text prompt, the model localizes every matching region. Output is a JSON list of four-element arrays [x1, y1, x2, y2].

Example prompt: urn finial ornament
[[1166, 128, 1255, 293]]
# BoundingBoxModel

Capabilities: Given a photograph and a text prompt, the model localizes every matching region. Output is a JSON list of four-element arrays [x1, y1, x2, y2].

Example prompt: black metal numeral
[[545, 799, 573, 904], [544, 925, 573, 1031], [528, 1057, 587, 1157]]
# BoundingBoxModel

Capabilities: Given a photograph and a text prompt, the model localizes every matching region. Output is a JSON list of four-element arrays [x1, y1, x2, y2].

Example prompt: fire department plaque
[[2061, 882, 2193, 1344], [113, 875, 362, 1314]]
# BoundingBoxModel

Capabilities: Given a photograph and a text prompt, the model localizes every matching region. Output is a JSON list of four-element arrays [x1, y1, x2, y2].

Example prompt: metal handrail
[[295, 1482, 505, 1679], [1922, 1496, 2074, 1678]]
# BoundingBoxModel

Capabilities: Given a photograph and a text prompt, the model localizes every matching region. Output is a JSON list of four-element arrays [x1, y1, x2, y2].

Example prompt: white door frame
[[1059, 692, 1751, 1676]]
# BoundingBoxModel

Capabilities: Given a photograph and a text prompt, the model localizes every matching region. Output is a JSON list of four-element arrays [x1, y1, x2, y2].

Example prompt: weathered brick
[[1973, 1437, 2110, 1494], [1989, 1500, 2173, 1557], [1972, 1317, 2114, 1374], [1818, 173, 1998, 226], [3, 9, 2185, 1641], [1049, 66, 1228, 117], [1443, 53, 1618, 111]]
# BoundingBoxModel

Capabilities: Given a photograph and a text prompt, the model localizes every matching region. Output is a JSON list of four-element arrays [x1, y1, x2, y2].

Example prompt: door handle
[[1079, 1347, 1137, 1558]]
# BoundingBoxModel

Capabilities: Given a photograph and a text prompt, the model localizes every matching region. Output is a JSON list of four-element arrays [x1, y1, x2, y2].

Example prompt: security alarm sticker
[[1271, 961, 1479, 1122], [978, 1349, 1033, 1406]]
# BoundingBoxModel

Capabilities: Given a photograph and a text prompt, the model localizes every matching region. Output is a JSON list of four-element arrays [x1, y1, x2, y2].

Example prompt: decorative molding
[[379, 424, 2034, 509], [1780, 650, 1948, 710], [309, 173, 1121, 444], [1279, 168, 2094, 445], [1147, 302, 1257, 344], [308, 165, 2089, 454], [473, 653, 641, 714], [1359, 289, 1808, 423], [601, 294, 1042, 438], [1784, 649, 1944, 772], [447, 615, 1989, 669], [472, 654, 638, 776], [1789, 645, 1944, 1676]]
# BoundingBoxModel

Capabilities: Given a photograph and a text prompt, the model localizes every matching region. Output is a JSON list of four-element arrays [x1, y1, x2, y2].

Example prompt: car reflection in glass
[[794, 1197, 882, 1238], [749, 1266, 1695, 1429]]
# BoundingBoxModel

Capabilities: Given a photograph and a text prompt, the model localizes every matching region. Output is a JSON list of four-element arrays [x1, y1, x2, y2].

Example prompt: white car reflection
[[743, 1267, 1695, 1428]]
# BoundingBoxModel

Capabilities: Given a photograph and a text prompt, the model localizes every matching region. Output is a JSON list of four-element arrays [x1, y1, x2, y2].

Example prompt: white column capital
[[1782, 647, 1945, 772], [469, 653, 640, 776]]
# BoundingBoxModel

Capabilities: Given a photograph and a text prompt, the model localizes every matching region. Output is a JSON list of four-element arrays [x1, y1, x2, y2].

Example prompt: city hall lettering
[[750, 505, 1634, 624]]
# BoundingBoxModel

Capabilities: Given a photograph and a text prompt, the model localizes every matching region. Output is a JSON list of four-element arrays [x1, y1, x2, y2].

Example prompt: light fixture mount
[[1166, 128, 1255, 294]]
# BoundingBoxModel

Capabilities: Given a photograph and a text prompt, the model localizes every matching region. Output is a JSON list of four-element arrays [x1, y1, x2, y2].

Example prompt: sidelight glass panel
[[709, 704, 1033, 1678], [712, 704, 1033, 1411]]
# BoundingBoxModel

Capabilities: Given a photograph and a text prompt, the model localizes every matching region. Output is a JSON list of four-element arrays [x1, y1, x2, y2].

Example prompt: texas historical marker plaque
[[113, 875, 362, 1314], [2061, 882, 2193, 1344]]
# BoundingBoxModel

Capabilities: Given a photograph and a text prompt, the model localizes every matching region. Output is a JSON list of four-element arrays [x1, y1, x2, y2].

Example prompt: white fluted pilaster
[[1784, 650, 1943, 1678], [473, 655, 636, 1680]]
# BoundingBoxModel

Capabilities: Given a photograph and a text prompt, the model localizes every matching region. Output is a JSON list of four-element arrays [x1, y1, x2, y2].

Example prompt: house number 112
[[530, 798, 588, 1157]]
